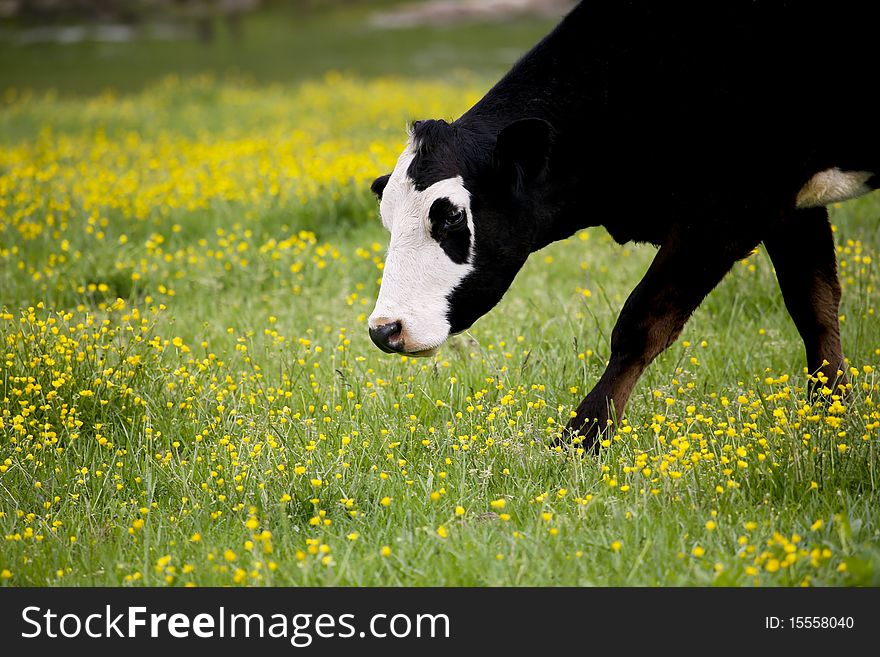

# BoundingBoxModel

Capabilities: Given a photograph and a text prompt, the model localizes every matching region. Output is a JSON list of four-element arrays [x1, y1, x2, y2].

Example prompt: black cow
[[367, 1, 878, 450]]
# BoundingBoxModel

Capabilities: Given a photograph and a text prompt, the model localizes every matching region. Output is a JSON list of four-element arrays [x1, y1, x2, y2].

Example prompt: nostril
[[369, 321, 403, 353]]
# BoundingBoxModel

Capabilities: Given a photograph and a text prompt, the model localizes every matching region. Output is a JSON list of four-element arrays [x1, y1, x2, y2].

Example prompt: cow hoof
[[556, 418, 605, 454], [807, 374, 849, 400]]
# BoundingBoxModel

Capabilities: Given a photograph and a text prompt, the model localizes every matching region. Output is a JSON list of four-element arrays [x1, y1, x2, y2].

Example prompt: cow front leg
[[763, 207, 847, 394], [565, 227, 760, 451]]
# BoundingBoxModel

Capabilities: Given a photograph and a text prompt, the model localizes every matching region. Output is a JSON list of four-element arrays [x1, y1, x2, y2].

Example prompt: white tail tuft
[[796, 168, 874, 208]]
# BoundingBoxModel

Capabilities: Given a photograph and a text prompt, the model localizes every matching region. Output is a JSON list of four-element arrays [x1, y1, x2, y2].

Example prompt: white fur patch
[[796, 168, 874, 208], [369, 142, 474, 355]]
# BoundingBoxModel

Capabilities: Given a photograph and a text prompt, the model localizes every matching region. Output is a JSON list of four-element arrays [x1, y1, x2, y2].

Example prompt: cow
[[366, 1, 879, 450]]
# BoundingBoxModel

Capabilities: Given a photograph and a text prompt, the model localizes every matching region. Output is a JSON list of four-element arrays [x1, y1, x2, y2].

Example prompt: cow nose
[[369, 321, 404, 353]]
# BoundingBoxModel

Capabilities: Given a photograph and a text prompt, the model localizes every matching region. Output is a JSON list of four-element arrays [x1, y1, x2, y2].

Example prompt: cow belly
[[796, 168, 875, 208]]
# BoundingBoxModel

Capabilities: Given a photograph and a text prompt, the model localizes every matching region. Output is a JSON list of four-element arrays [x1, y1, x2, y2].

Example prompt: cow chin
[[398, 321, 450, 356], [396, 328, 447, 357], [405, 345, 441, 358]]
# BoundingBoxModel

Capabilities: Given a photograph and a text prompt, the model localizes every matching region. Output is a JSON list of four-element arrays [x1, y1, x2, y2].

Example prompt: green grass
[[2, 150, 879, 585]]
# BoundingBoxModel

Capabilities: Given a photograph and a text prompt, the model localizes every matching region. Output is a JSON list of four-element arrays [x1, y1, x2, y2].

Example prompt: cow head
[[368, 117, 553, 356]]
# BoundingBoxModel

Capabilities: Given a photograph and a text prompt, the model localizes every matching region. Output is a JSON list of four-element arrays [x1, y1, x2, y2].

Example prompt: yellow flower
[[437, 525, 448, 539], [380, 546, 392, 558], [610, 541, 622, 552]]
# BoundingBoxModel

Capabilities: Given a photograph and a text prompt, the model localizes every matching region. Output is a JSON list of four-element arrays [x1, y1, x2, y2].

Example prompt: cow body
[[460, 1, 878, 244], [369, 1, 877, 449]]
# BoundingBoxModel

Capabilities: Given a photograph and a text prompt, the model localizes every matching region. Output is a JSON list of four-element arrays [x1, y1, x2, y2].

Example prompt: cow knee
[[828, 275, 842, 309], [811, 272, 843, 329], [610, 313, 683, 364]]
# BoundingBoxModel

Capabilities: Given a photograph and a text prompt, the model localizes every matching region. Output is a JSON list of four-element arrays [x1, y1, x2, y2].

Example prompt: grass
[[0, 12, 879, 586]]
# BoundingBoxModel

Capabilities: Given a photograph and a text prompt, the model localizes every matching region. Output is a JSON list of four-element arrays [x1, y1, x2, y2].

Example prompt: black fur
[[370, 174, 390, 199], [429, 197, 470, 265], [376, 1, 880, 332], [406, 119, 489, 192], [493, 118, 554, 191]]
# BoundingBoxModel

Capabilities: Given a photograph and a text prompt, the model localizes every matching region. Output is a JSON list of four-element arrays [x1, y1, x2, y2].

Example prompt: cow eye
[[429, 198, 467, 231], [445, 209, 466, 229]]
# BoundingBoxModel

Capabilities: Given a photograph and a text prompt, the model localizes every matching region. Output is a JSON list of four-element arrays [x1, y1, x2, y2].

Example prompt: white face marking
[[369, 141, 474, 355], [796, 168, 874, 208]]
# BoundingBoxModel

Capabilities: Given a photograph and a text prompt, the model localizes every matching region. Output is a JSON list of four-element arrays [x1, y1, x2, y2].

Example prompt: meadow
[[1, 70, 879, 586]]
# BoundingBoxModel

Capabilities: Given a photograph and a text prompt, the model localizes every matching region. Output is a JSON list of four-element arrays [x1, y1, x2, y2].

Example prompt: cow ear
[[493, 118, 553, 188], [371, 173, 391, 199]]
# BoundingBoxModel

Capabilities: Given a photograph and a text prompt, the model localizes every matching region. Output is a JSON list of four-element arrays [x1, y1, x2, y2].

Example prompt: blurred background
[[0, 0, 574, 92]]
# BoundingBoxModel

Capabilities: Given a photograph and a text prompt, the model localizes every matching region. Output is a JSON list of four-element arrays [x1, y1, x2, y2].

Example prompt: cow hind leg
[[566, 223, 761, 452], [763, 207, 848, 394]]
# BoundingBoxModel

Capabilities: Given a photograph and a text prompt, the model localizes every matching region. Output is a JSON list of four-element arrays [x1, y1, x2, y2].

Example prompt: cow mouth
[[405, 346, 440, 358], [367, 316, 445, 357]]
